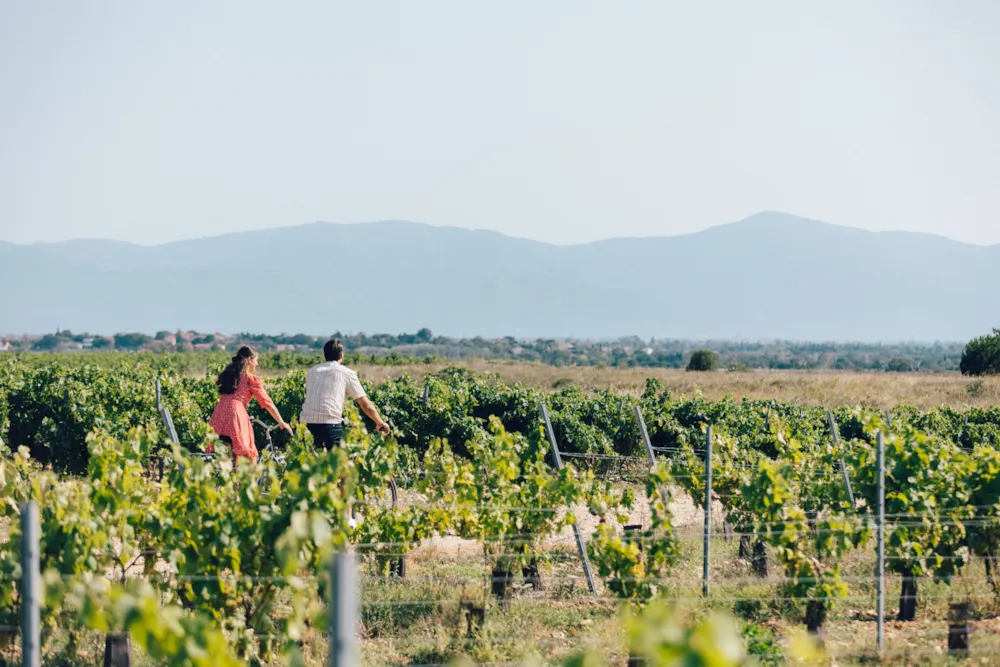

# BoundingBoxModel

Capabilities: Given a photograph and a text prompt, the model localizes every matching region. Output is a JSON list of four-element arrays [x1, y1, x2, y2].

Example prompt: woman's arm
[[250, 376, 293, 433], [263, 402, 291, 433]]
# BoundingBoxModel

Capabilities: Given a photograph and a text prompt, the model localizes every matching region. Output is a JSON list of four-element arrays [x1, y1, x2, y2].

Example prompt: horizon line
[[0, 330, 968, 346], [2, 211, 995, 249]]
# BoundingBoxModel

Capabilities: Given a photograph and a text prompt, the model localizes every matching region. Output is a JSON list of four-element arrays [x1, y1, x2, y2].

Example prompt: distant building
[[179, 332, 197, 343], [274, 344, 295, 352], [162, 334, 177, 345], [0, 340, 10, 352]]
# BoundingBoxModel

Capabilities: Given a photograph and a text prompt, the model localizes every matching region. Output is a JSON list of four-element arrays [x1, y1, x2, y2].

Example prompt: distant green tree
[[154, 331, 172, 340], [32, 334, 65, 351], [886, 358, 915, 373], [686, 349, 718, 372], [961, 329, 1000, 376], [114, 333, 151, 349], [92, 337, 113, 349]]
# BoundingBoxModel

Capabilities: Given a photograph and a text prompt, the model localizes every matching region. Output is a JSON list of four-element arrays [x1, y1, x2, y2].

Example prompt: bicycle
[[251, 417, 287, 488], [341, 420, 406, 577], [342, 420, 399, 515], [250, 417, 400, 513]]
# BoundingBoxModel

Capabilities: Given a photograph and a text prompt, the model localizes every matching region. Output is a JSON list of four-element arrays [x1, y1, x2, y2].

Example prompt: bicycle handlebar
[[253, 416, 396, 437], [251, 417, 279, 433]]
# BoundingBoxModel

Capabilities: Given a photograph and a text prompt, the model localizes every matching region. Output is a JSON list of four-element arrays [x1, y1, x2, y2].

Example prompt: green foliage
[[114, 333, 152, 349], [961, 328, 1000, 376], [4, 356, 1000, 475], [0, 422, 397, 664], [885, 357, 914, 372], [0, 438, 240, 665], [966, 445, 1000, 598], [3, 332, 969, 371], [725, 421, 871, 632], [417, 417, 611, 573], [52, 575, 241, 667], [502, 603, 751, 667], [588, 463, 679, 601], [5, 353, 1000, 661], [848, 415, 975, 619], [624, 602, 746, 666], [153, 433, 356, 662], [2, 362, 160, 473]]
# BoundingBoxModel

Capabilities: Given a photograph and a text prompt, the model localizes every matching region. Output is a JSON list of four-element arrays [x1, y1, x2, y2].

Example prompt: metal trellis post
[[539, 403, 598, 595], [635, 406, 669, 503], [827, 412, 856, 507], [876, 432, 886, 653], [703, 425, 712, 598], [329, 552, 359, 667], [21, 502, 40, 667]]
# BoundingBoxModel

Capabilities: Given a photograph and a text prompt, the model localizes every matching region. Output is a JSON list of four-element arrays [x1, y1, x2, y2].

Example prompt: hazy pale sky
[[2, 1, 999, 246]]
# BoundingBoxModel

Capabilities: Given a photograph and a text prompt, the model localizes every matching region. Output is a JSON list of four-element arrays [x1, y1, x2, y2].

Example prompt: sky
[[2, 1, 999, 247]]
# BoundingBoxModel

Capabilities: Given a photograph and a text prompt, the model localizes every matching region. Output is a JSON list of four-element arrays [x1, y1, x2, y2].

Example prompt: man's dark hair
[[324, 338, 344, 362]]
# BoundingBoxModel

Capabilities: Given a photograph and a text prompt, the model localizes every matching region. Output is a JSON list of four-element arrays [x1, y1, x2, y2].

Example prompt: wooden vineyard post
[[948, 602, 972, 655], [539, 403, 598, 595], [104, 634, 132, 667]]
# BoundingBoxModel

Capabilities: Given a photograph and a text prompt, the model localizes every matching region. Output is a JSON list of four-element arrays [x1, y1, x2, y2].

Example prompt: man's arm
[[356, 396, 389, 433]]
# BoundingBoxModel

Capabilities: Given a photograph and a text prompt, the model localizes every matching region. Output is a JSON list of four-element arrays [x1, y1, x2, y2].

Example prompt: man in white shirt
[[300, 339, 389, 449]]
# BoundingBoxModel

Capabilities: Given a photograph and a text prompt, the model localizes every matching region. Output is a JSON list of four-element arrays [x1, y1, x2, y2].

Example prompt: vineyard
[[2, 355, 1000, 666]]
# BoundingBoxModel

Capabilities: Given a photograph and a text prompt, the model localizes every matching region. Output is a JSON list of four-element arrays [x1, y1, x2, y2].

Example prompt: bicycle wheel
[[352, 477, 399, 524], [385, 477, 398, 509]]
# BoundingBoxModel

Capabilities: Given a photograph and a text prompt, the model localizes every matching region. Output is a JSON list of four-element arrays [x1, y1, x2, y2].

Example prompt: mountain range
[[2, 212, 997, 341]]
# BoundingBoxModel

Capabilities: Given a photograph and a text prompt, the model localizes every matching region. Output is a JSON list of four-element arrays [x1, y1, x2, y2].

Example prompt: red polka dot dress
[[208, 374, 276, 462]]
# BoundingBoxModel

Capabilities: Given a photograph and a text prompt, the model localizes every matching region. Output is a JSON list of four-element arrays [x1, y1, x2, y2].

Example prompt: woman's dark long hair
[[216, 345, 256, 395]]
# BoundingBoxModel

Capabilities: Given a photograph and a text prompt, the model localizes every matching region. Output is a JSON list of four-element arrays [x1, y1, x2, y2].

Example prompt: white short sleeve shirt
[[299, 361, 367, 424]]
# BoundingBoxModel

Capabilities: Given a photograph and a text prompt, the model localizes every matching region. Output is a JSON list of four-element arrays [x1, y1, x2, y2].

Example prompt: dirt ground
[[405, 485, 718, 558]]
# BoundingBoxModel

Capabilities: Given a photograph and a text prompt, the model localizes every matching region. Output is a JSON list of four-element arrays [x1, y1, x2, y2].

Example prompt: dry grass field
[[351, 360, 1000, 410]]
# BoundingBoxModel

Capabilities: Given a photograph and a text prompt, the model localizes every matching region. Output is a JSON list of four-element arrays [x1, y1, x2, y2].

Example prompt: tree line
[[6, 327, 1000, 374]]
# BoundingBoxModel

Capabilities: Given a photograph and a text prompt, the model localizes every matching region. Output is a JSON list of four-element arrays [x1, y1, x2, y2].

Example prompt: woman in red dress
[[208, 345, 292, 462]]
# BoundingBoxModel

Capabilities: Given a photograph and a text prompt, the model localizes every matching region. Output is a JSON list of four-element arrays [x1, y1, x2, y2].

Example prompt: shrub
[[114, 333, 152, 349], [686, 349, 718, 372], [886, 358, 914, 373], [961, 329, 1000, 376]]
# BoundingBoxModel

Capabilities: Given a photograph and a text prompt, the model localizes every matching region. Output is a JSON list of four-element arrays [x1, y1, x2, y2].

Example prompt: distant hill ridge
[[2, 212, 998, 340]]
